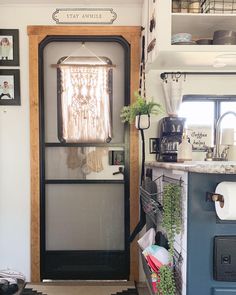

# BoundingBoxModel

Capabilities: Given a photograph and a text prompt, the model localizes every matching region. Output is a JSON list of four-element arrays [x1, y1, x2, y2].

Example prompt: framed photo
[[0, 69, 20, 105], [109, 150, 124, 165], [0, 29, 19, 66], [149, 138, 160, 154]]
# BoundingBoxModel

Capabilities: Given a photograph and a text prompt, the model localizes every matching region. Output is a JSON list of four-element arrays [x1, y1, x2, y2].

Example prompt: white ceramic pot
[[135, 114, 150, 130]]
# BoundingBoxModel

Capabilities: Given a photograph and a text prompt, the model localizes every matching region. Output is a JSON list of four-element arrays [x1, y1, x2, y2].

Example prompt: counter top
[[145, 161, 236, 174]]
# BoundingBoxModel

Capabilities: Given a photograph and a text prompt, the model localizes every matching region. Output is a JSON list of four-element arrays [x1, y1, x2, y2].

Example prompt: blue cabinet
[[213, 288, 236, 294], [187, 173, 236, 295]]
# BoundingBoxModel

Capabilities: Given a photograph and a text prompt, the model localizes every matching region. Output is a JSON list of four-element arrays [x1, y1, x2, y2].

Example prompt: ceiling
[[0, 0, 143, 4]]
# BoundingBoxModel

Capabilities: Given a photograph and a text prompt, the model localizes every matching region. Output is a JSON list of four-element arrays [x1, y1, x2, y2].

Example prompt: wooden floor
[[137, 282, 150, 295]]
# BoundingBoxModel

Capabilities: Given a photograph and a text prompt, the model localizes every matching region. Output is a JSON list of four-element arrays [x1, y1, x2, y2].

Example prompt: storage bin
[[172, 0, 201, 13], [200, 0, 236, 13], [189, 1, 201, 13]]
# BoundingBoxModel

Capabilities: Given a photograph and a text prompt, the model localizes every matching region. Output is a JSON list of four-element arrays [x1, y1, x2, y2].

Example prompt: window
[[221, 102, 236, 128], [57, 56, 113, 143], [178, 95, 236, 146]]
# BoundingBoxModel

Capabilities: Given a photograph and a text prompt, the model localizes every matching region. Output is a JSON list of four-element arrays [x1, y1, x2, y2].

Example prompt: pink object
[[146, 255, 163, 273], [146, 255, 159, 273]]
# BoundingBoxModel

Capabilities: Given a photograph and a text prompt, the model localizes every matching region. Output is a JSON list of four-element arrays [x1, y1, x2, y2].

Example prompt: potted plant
[[120, 92, 163, 129]]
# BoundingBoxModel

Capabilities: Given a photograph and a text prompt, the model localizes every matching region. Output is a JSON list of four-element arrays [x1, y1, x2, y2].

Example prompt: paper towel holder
[[206, 192, 224, 208]]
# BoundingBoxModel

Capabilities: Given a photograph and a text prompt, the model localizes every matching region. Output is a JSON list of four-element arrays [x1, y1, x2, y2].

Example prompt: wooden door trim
[[28, 26, 140, 282]]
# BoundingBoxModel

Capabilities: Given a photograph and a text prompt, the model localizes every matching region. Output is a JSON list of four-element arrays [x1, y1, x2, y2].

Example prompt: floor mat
[[21, 282, 138, 295], [111, 288, 138, 295]]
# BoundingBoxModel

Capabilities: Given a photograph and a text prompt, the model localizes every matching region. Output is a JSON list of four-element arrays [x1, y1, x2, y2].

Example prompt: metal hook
[[160, 73, 168, 82], [164, 73, 168, 82], [206, 192, 225, 208], [175, 72, 182, 82]]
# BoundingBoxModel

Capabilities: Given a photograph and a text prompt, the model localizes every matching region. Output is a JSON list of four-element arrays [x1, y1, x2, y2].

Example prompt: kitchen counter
[[145, 161, 236, 174]]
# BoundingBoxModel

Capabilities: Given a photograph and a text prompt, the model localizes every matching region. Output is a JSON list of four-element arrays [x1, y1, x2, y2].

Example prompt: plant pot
[[135, 114, 150, 130]]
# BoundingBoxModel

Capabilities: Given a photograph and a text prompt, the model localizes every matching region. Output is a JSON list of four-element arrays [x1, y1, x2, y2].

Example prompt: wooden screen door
[[28, 26, 140, 282]]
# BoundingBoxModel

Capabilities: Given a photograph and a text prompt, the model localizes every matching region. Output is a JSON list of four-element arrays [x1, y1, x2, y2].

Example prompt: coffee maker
[[157, 116, 186, 162]]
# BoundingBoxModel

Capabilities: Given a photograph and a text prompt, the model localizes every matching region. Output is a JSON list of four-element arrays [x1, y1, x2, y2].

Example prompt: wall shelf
[[144, 0, 236, 70], [172, 13, 236, 39]]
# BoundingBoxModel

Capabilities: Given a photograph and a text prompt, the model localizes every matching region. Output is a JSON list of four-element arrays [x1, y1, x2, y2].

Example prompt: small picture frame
[[0, 29, 19, 66], [109, 150, 124, 165], [0, 69, 20, 105], [149, 138, 160, 154]]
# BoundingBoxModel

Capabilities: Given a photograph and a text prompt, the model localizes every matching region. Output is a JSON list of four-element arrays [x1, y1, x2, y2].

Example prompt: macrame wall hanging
[[58, 64, 112, 143]]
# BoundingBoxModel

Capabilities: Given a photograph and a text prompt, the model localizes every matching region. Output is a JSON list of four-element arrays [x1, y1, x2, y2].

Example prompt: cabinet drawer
[[213, 288, 236, 295]]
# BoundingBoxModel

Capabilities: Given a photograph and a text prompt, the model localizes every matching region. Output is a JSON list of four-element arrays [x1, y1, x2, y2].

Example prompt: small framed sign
[[0, 29, 19, 66], [188, 125, 213, 151], [0, 69, 20, 105], [52, 8, 117, 24]]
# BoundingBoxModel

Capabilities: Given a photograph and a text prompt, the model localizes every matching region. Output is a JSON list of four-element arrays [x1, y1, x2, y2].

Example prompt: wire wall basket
[[200, 0, 236, 13], [141, 248, 183, 295], [140, 174, 184, 294], [174, 249, 183, 295], [140, 174, 184, 226], [172, 0, 236, 13], [140, 186, 162, 226], [172, 0, 201, 13]]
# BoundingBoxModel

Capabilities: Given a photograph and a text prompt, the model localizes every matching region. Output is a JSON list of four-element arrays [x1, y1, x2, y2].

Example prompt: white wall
[[0, 2, 142, 280]]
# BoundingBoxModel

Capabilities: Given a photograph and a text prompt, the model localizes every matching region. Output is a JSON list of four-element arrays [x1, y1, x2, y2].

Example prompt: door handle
[[113, 167, 124, 175]]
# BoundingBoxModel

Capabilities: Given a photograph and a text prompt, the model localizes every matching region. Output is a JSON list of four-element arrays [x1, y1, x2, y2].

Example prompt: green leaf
[[120, 91, 163, 123]]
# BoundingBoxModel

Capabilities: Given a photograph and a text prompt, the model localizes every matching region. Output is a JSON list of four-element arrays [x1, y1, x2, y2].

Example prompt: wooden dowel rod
[[51, 63, 116, 68]]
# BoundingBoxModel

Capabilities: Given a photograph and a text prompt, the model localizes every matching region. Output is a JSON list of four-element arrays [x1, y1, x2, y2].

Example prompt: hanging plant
[[162, 182, 182, 257], [120, 91, 163, 124], [157, 265, 176, 295]]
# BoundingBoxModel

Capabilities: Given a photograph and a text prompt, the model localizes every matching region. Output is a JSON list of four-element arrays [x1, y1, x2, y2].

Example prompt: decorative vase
[[135, 114, 150, 130]]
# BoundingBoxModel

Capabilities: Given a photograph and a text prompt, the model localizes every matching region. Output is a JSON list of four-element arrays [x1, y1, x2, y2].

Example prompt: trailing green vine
[[162, 183, 182, 257], [157, 265, 176, 295], [155, 182, 182, 295]]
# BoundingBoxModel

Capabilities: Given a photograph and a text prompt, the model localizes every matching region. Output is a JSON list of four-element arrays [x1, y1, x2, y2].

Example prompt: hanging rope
[[139, 33, 146, 99]]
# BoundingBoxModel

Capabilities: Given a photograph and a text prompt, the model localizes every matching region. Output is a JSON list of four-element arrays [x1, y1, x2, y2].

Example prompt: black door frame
[[38, 35, 131, 280]]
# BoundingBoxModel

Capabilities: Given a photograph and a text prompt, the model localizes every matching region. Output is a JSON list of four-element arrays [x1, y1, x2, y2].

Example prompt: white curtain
[[162, 74, 185, 116], [60, 65, 112, 143]]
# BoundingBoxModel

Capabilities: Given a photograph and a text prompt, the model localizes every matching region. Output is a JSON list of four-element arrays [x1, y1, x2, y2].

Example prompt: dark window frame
[[182, 95, 236, 144]]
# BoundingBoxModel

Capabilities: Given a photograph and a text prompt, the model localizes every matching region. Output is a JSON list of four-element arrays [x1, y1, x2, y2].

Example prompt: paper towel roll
[[228, 145, 236, 161], [221, 128, 234, 145], [215, 181, 236, 220]]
